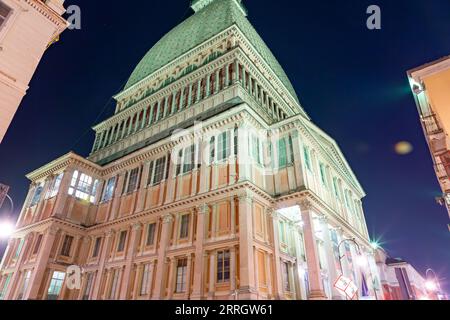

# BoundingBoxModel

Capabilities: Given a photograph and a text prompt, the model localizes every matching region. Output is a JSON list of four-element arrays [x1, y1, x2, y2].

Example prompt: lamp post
[[337, 238, 370, 300]]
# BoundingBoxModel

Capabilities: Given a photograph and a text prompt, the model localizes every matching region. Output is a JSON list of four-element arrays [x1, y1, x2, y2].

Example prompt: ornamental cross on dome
[[191, 0, 243, 12]]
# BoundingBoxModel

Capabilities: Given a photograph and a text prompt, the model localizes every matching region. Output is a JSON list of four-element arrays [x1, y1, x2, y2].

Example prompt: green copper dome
[[124, 0, 299, 103]]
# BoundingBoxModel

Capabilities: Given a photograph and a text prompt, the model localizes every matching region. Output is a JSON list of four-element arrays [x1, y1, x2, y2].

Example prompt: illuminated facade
[[408, 56, 450, 229], [0, 0, 381, 300], [0, 0, 67, 143]]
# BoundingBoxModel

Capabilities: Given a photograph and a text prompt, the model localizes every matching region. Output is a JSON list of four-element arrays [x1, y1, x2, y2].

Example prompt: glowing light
[[0, 221, 14, 239], [356, 255, 368, 267], [370, 241, 380, 250], [425, 280, 437, 292], [418, 295, 430, 300], [298, 268, 306, 278], [395, 141, 413, 155]]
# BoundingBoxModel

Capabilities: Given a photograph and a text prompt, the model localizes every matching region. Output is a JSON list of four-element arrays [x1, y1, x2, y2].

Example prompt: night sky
[[0, 0, 449, 293]]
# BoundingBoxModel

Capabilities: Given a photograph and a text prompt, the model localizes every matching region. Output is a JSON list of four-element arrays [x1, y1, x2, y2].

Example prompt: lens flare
[[0, 221, 15, 239], [395, 141, 413, 155]]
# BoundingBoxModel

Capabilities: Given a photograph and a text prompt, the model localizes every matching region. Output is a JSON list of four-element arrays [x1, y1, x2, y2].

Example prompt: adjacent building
[[408, 56, 450, 230], [375, 249, 428, 300], [0, 0, 381, 300], [0, 0, 67, 143]]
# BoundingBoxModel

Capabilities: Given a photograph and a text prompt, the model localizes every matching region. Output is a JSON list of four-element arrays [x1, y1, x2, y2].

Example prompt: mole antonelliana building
[[0, 0, 382, 300]]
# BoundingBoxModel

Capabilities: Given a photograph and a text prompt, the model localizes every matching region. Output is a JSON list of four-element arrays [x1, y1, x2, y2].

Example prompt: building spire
[[191, 0, 244, 13]]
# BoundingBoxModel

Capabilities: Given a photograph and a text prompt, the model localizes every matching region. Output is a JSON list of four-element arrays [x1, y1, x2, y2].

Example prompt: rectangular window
[[68, 171, 98, 203], [251, 135, 261, 164], [183, 145, 195, 174], [319, 163, 327, 186], [117, 231, 127, 252], [210, 137, 216, 164], [46, 173, 64, 199], [92, 237, 102, 258], [122, 171, 128, 194], [288, 135, 295, 164], [17, 270, 31, 300], [15, 239, 24, 259], [147, 160, 155, 185], [140, 264, 150, 296], [179, 214, 190, 239], [332, 177, 340, 199], [278, 138, 287, 168], [217, 250, 230, 283], [153, 157, 166, 185], [30, 183, 44, 207], [0, 274, 11, 300], [282, 262, 290, 291], [109, 269, 120, 300], [102, 177, 116, 202], [33, 234, 43, 255], [82, 273, 94, 300], [47, 271, 65, 300], [218, 131, 230, 161], [0, 1, 12, 29], [303, 147, 311, 171], [127, 168, 140, 193], [146, 223, 156, 246], [175, 258, 188, 293], [60, 235, 74, 257]]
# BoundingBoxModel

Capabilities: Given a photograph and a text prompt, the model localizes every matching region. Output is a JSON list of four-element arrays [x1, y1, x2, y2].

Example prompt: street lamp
[[0, 194, 15, 240]]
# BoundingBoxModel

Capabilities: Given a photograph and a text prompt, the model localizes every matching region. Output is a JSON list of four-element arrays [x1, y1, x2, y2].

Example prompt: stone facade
[[0, 0, 67, 143], [0, 0, 381, 300]]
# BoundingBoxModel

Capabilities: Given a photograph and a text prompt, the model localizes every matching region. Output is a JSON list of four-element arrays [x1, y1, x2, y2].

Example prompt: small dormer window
[[0, 1, 12, 30]]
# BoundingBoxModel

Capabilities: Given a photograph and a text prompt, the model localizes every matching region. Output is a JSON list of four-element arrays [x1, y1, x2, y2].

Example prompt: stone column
[[191, 204, 207, 300], [230, 246, 237, 293], [136, 162, 150, 212], [152, 214, 174, 300], [92, 230, 115, 300], [237, 124, 251, 182], [299, 200, 326, 300], [265, 253, 273, 299], [53, 167, 75, 218], [229, 129, 237, 186], [198, 138, 210, 193], [268, 209, 284, 299], [207, 252, 215, 299], [23, 227, 58, 299], [109, 172, 126, 221], [185, 254, 193, 299], [238, 191, 257, 299], [319, 216, 341, 300], [119, 223, 142, 299], [187, 84, 193, 107], [230, 197, 236, 237], [167, 257, 176, 299]]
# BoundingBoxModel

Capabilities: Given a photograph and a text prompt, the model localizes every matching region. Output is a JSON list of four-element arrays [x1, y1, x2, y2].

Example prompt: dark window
[[282, 262, 290, 291], [179, 215, 190, 239], [30, 184, 43, 207], [147, 161, 154, 185], [92, 237, 102, 257], [153, 157, 166, 185], [176, 258, 188, 293], [183, 145, 195, 173], [102, 177, 116, 202], [117, 231, 127, 252], [127, 168, 140, 193], [33, 234, 43, 255], [217, 250, 230, 283], [0, 1, 12, 29], [60, 235, 74, 257], [146, 223, 156, 246]]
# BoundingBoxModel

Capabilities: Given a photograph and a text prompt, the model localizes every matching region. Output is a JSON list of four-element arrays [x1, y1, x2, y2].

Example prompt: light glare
[[0, 221, 14, 239]]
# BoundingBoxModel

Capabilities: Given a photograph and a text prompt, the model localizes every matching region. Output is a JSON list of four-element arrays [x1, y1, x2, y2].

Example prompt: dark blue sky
[[0, 0, 449, 293]]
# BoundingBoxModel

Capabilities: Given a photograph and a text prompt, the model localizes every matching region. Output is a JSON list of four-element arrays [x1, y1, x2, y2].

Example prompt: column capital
[[162, 214, 174, 224], [82, 236, 91, 244], [106, 229, 116, 238], [238, 190, 253, 204], [265, 207, 275, 216], [197, 204, 209, 215], [47, 225, 60, 236], [298, 199, 313, 211], [132, 222, 143, 231]]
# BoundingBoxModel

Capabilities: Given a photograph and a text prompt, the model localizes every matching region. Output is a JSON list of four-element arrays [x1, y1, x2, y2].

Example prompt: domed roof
[[124, 0, 299, 103]]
